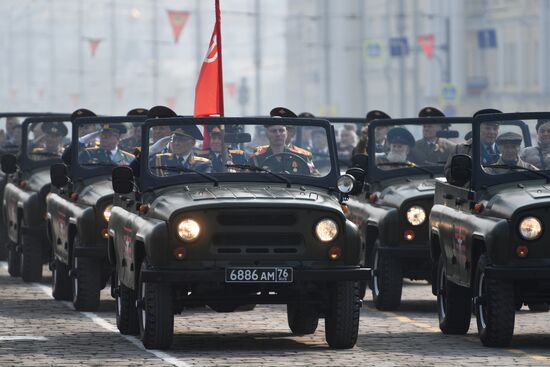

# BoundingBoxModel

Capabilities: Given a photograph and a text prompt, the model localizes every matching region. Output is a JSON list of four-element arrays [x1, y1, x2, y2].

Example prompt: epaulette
[[192, 156, 210, 163], [32, 148, 45, 153], [289, 145, 312, 157], [86, 147, 101, 151], [228, 149, 244, 155], [254, 145, 269, 153], [157, 153, 174, 158], [197, 149, 210, 155]]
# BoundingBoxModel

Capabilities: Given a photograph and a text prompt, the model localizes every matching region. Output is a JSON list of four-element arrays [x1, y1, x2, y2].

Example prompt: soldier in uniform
[[410, 107, 455, 166], [197, 126, 246, 172], [79, 124, 134, 166], [119, 108, 148, 153], [353, 110, 391, 156], [444, 108, 502, 184], [150, 125, 212, 176], [376, 127, 415, 168], [485, 132, 538, 174], [520, 119, 550, 170], [62, 108, 97, 165], [250, 123, 316, 175], [30, 122, 68, 160]]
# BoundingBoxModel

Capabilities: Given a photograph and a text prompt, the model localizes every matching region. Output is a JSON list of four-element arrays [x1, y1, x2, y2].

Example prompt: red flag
[[88, 38, 102, 57], [194, 0, 224, 118], [418, 34, 435, 59], [166, 10, 190, 43], [166, 96, 176, 109]]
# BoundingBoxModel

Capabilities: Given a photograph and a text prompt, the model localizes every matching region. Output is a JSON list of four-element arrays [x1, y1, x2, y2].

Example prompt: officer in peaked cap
[[486, 131, 537, 174], [353, 110, 391, 156], [376, 127, 415, 167], [120, 108, 148, 153], [418, 106, 445, 118], [366, 110, 391, 123], [127, 108, 148, 116], [151, 124, 212, 176], [31, 122, 68, 159], [148, 106, 177, 145], [197, 125, 247, 172], [61, 108, 97, 165], [298, 112, 315, 118], [263, 106, 313, 160], [79, 123, 135, 166], [410, 107, 455, 165]]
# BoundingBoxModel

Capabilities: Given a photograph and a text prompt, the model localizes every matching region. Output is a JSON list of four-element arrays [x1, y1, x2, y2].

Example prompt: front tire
[[325, 281, 361, 349], [474, 255, 515, 347], [20, 232, 43, 282], [287, 302, 319, 335], [52, 258, 72, 301], [7, 241, 20, 277], [436, 256, 471, 334], [116, 275, 139, 335], [72, 253, 102, 311], [138, 262, 174, 350], [371, 242, 403, 310]]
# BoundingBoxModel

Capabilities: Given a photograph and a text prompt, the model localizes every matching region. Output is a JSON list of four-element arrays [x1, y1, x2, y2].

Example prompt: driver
[[250, 124, 316, 175], [31, 122, 68, 159], [150, 125, 212, 176], [79, 124, 134, 166], [485, 132, 537, 174], [376, 127, 415, 167]]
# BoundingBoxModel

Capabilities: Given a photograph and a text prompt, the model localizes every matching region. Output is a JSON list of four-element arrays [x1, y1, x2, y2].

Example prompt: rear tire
[[52, 258, 72, 301], [436, 256, 471, 334], [325, 281, 361, 349], [475, 255, 515, 347], [287, 302, 319, 335], [72, 243, 102, 311], [138, 262, 173, 350], [371, 242, 403, 311], [7, 242, 20, 277], [116, 275, 139, 335], [20, 232, 43, 282]]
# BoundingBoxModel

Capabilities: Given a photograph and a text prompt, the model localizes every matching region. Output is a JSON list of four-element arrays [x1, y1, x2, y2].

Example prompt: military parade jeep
[[345, 117, 472, 310], [46, 116, 144, 311], [108, 117, 369, 350], [2, 115, 71, 282], [431, 112, 549, 347]]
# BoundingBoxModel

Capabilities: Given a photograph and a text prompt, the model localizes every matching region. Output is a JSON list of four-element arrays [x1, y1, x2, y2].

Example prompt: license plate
[[225, 267, 293, 283]]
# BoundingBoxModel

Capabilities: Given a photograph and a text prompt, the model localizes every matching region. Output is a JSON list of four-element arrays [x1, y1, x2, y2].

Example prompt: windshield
[[146, 122, 334, 178], [77, 122, 139, 167], [26, 121, 72, 161], [372, 122, 469, 171], [477, 118, 541, 176], [0, 116, 26, 154]]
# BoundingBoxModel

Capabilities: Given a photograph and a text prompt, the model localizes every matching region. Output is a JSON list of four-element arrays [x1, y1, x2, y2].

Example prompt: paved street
[[1, 263, 550, 366]]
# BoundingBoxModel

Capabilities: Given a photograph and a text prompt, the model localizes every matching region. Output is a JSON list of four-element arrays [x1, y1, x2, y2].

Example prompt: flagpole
[[214, 0, 224, 116]]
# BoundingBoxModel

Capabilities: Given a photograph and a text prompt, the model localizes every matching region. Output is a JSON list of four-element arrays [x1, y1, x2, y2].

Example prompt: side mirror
[[351, 154, 368, 170], [112, 166, 134, 194], [1, 154, 17, 174], [50, 163, 69, 188], [449, 154, 471, 186]]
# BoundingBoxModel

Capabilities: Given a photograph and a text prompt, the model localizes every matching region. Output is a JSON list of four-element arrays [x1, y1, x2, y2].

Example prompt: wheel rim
[[438, 262, 447, 319], [477, 272, 487, 329], [140, 282, 146, 330], [116, 278, 121, 317], [373, 250, 380, 296], [72, 258, 78, 302]]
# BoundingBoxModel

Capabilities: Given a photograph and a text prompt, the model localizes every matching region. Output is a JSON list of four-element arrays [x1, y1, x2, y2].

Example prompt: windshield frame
[[20, 115, 71, 172], [139, 116, 340, 192], [472, 112, 545, 190], [366, 117, 474, 182], [71, 116, 146, 181]]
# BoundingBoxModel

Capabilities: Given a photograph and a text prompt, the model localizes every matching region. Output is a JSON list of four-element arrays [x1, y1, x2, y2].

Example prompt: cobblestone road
[[1, 263, 550, 366]]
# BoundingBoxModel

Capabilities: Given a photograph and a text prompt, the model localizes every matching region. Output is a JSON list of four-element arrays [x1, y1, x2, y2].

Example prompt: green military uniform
[[250, 144, 316, 175], [78, 124, 134, 166], [30, 123, 68, 161]]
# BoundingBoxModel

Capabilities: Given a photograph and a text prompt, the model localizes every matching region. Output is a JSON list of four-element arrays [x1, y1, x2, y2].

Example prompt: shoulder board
[[32, 148, 45, 152], [192, 156, 210, 163], [252, 147, 268, 156], [254, 145, 269, 152], [228, 149, 244, 155], [157, 153, 173, 158], [197, 149, 210, 155], [289, 145, 312, 157]]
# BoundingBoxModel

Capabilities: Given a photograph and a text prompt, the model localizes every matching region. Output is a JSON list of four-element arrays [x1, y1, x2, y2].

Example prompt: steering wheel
[[260, 152, 310, 175]]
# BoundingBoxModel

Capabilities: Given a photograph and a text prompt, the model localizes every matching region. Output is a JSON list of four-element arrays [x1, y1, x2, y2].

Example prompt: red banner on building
[[166, 10, 190, 43], [418, 34, 435, 59], [87, 38, 102, 57], [165, 96, 176, 109]]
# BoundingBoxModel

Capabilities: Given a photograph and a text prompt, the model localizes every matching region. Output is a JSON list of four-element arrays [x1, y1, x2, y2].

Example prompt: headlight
[[177, 218, 201, 241], [519, 217, 542, 240], [103, 205, 113, 221], [315, 219, 338, 242], [337, 174, 355, 194], [406, 206, 426, 226]]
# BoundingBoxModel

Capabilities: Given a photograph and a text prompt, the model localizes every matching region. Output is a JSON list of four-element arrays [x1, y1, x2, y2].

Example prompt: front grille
[[217, 212, 296, 226], [212, 233, 303, 254]]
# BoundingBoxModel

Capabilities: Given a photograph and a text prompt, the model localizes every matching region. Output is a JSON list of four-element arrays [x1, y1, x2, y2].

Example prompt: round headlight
[[337, 175, 355, 194], [519, 216, 542, 240], [103, 205, 113, 221], [177, 218, 201, 241], [406, 206, 426, 226], [315, 219, 338, 242]]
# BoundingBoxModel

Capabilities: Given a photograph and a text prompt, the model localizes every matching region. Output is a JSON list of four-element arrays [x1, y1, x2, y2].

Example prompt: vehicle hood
[[483, 182, 550, 218], [78, 176, 114, 206], [145, 184, 342, 221], [376, 177, 435, 208]]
